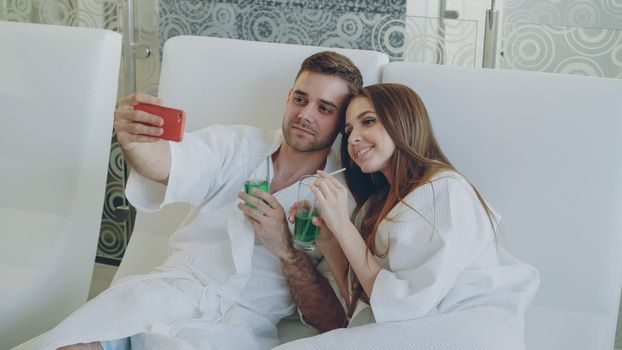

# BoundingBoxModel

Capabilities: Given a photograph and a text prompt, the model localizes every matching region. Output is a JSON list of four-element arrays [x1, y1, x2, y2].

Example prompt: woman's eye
[[362, 118, 376, 126], [343, 127, 352, 135]]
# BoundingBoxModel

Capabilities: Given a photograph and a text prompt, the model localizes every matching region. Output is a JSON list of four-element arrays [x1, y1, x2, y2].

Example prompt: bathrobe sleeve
[[369, 174, 493, 323], [126, 124, 246, 211]]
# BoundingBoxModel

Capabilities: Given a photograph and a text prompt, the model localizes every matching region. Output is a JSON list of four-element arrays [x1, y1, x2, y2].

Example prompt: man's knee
[[57, 342, 103, 350]]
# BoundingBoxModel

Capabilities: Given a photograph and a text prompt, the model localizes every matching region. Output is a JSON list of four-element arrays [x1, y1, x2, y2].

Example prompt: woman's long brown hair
[[340, 84, 497, 317]]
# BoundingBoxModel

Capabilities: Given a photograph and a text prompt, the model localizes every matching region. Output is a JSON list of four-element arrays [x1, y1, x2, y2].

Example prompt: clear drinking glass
[[243, 154, 271, 208], [293, 175, 320, 251]]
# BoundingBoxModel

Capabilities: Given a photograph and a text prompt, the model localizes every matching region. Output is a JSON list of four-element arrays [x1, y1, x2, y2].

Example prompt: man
[[13, 51, 362, 350]]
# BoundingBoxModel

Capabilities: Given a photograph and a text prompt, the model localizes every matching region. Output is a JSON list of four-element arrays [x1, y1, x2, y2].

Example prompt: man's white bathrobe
[[14, 125, 342, 350], [275, 171, 540, 350]]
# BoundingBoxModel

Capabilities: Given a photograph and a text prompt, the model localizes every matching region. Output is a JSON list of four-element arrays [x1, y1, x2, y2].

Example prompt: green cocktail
[[244, 179, 270, 208], [293, 209, 320, 251]]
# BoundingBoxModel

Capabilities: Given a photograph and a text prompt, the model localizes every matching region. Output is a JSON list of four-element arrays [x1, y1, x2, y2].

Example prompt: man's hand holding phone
[[113, 92, 184, 184], [113, 92, 186, 152]]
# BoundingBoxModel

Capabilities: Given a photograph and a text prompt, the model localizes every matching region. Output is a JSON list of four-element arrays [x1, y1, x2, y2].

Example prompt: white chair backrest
[[159, 36, 389, 131], [383, 62, 622, 350], [132, 36, 389, 237], [0, 21, 120, 217], [0, 21, 121, 348]]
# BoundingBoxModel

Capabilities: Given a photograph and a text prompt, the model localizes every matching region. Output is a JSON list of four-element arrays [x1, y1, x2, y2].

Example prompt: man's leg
[[58, 342, 103, 350]]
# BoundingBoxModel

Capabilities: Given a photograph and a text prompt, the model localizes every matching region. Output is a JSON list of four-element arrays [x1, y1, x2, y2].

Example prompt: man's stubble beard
[[282, 119, 337, 153]]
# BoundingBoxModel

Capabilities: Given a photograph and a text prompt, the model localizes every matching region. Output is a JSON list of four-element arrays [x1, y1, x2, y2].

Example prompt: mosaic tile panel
[[135, 1, 475, 94], [133, 1, 408, 95]]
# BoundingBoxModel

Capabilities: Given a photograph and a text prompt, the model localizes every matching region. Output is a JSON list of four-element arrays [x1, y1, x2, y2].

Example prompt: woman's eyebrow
[[356, 110, 375, 118], [345, 111, 375, 127]]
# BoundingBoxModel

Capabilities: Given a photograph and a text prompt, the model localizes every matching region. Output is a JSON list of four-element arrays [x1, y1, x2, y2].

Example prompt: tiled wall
[[133, 0, 408, 96]]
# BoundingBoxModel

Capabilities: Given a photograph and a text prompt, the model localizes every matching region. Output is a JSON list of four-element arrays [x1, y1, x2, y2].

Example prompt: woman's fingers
[[317, 170, 346, 191], [312, 177, 343, 203], [317, 180, 335, 200], [309, 184, 326, 202]]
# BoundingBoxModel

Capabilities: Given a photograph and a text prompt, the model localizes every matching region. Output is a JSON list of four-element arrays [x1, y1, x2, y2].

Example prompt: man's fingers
[[312, 216, 326, 228], [249, 188, 280, 210], [126, 134, 162, 143], [126, 121, 163, 137], [133, 92, 163, 105], [288, 203, 298, 223], [237, 191, 272, 213], [117, 93, 162, 110], [237, 202, 265, 222], [131, 110, 164, 126], [114, 106, 163, 127], [117, 94, 135, 107], [243, 213, 260, 226]]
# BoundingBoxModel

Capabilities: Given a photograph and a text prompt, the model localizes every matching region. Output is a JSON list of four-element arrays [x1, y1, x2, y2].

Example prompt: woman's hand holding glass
[[309, 170, 353, 238], [288, 202, 333, 246]]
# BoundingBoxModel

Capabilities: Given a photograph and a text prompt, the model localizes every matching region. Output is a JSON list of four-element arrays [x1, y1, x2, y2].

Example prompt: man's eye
[[293, 97, 305, 104], [319, 106, 333, 114]]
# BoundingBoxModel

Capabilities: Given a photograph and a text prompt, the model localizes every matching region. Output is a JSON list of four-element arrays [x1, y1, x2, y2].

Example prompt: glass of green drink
[[293, 175, 320, 251], [243, 154, 271, 208]]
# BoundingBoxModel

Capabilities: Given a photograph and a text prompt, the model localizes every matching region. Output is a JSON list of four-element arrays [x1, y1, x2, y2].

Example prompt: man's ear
[[287, 89, 292, 102]]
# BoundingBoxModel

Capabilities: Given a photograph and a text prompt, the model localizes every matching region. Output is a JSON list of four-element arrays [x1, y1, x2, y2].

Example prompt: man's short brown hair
[[295, 51, 363, 94]]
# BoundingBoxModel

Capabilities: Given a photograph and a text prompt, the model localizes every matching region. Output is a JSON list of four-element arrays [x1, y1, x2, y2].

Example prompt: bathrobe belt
[[123, 255, 276, 336]]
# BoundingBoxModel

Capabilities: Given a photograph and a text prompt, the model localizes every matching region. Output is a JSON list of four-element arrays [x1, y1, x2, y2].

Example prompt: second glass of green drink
[[243, 154, 271, 208], [293, 175, 321, 251]]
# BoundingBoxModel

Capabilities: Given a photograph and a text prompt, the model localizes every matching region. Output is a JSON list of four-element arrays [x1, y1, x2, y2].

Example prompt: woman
[[276, 84, 539, 349]]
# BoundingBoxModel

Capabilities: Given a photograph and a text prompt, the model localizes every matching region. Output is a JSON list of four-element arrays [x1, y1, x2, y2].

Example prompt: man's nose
[[297, 104, 313, 122]]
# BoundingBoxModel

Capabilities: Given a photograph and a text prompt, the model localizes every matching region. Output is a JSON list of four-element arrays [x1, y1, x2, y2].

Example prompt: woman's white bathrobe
[[14, 125, 342, 350], [275, 171, 540, 350]]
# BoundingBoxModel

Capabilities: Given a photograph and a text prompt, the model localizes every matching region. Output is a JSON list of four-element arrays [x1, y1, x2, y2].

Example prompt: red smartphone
[[133, 103, 186, 142]]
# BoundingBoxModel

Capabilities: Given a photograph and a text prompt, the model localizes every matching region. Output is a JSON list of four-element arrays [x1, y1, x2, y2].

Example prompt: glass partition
[[500, 22, 622, 78], [500, 0, 622, 79]]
